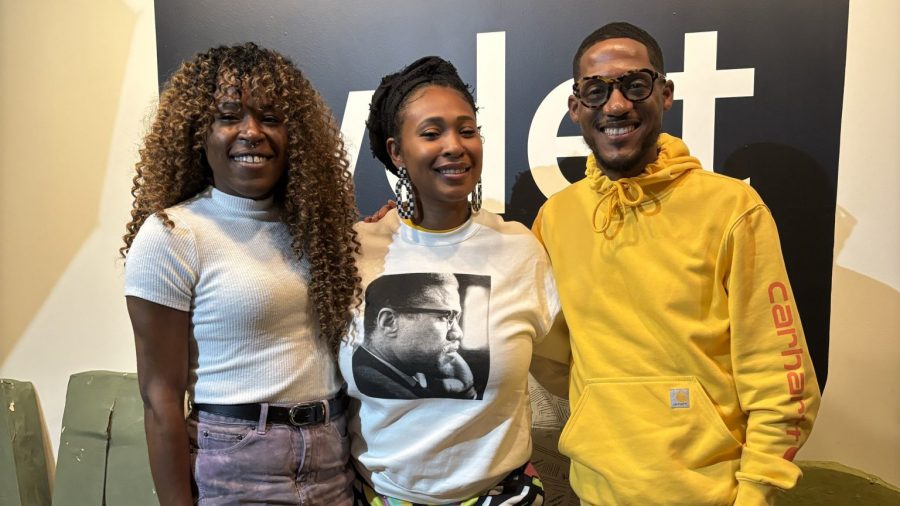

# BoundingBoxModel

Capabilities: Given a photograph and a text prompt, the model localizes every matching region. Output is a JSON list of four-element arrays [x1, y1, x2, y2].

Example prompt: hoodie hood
[[585, 133, 702, 234]]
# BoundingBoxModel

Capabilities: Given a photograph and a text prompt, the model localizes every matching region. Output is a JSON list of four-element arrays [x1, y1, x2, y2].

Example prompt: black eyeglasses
[[393, 307, 461, 330], [573, 68, 665, 109]]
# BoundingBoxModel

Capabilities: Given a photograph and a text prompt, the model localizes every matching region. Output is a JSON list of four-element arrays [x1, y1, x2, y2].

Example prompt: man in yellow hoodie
[[532, 22, 820, 505]]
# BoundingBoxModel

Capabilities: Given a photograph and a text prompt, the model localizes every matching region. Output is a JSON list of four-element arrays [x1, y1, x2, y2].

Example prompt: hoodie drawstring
[[584, 134, 702, 235], [592, 179, 645, 233]]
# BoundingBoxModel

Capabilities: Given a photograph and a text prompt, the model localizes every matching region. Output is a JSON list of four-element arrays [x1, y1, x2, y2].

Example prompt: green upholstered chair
[[0, 379, 52, 506], [778, 460, 900, 505], [52, 371, 157, 505]]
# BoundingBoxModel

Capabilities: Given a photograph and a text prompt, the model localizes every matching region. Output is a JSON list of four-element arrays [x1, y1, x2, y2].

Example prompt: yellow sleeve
[[531, 204, 546, 246], [531, 313, 571, 399], [529, 202, 570, 398], [726, 205, 821, 505]]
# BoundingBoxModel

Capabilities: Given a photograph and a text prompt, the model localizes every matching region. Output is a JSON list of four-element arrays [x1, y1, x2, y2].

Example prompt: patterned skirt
[[353, 462, 544, 506]]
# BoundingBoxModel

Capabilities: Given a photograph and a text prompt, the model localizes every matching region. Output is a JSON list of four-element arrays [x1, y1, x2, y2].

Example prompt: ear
[[568, 94, 580, 123], [661, 80, 674, 112], [376, 308, 399, 337], [386, 137, 404, 170]]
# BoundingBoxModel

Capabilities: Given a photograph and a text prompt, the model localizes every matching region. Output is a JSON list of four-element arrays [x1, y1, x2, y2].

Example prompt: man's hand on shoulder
[[362, 200, 397, 223]]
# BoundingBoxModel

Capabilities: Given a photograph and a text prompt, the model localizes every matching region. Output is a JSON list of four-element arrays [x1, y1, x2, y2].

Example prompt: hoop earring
[[395, 166, 415, 219], [469, 178, 482, 213]]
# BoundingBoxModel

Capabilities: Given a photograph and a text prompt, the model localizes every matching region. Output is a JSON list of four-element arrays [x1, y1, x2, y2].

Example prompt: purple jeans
[[188, 404, 353, 505]]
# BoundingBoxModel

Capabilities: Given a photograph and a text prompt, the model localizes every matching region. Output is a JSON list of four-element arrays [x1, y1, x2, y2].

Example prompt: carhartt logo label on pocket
[[670, 388, 690, 408]]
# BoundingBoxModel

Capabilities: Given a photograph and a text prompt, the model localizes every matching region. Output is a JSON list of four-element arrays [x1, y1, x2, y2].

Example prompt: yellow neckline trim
[[401, 217, 466, 233]]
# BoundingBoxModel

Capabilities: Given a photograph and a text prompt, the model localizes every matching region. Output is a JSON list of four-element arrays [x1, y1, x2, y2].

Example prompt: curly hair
[[366, 56, 476, 176], [121, 42, 360, 352]]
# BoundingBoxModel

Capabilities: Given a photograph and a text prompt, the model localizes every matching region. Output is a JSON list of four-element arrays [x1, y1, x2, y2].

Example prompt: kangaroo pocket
[[559, 376, 743, 505]]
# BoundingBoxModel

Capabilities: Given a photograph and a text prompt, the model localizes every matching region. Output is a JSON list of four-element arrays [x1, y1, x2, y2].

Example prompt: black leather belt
[[194, 391, 348, 427]]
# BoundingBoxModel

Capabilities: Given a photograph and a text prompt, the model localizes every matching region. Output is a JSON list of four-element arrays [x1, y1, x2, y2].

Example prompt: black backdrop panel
[[155, 0, 849, 386]]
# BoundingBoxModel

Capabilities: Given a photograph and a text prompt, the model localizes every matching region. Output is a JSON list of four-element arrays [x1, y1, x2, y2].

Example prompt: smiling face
[[387, 85, 482, 221], [569, 37, 674, 180], [204, 84, 288, 200]]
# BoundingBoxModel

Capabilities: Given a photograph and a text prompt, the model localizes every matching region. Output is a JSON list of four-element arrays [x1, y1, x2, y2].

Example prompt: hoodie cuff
[[734, 480, 777, 506]]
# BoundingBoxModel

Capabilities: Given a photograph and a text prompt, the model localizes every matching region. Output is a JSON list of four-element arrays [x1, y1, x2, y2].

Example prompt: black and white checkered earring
[[395, 166, 415, 219], [469, 178, 482, 213]]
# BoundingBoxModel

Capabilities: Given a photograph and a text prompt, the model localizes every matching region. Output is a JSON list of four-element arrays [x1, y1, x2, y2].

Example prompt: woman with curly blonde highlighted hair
[[122, 43, 359, 505]]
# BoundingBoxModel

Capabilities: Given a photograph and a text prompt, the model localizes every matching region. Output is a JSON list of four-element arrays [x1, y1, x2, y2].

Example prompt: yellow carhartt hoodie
[[533, 134, 820, 506]]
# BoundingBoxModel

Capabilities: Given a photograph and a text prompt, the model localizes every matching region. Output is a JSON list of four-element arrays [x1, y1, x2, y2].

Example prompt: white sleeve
[[124, 213, 198, 312], [530, 241, 561, 342]]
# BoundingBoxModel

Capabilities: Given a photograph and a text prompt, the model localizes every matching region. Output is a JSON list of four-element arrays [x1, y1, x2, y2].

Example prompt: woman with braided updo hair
[[122, 43, 359, 505], [340, 56, 559, 505]]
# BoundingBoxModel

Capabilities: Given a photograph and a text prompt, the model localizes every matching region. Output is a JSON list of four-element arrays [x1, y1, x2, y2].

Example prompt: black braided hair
[[366, 56, 476, 175]]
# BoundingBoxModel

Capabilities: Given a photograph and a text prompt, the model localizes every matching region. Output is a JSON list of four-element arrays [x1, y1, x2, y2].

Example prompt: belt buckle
[[288, 400, 328, 426]]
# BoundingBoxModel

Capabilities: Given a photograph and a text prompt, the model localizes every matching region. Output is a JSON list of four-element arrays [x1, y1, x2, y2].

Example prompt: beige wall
[[0, 0, 897, 487], [0, 0, 157, 461], [797, 0, 900, 481], [0, 0, 135, 364]]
